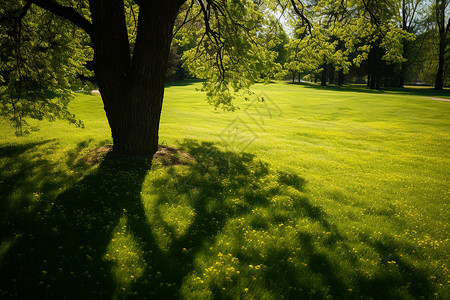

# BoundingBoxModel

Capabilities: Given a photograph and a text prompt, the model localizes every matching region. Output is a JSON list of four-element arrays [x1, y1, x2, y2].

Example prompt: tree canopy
[[0, 0, 91, 134]]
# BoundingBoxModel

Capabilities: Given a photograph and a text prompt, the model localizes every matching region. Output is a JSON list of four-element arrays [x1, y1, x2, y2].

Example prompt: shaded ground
[[0, 140, 439, 299], [288, 81, 450, 99]]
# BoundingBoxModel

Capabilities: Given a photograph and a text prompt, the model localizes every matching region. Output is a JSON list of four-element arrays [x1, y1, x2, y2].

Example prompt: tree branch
[[173, 0, 196, 36], [290, 0, 312, 34], [198, 0, 226, 80], [17, 2, 32, 23], [269, 0, 289, 34], [0, 2, 30, 24], [25, 0, 93, 37], [361, 0, 379, 25]]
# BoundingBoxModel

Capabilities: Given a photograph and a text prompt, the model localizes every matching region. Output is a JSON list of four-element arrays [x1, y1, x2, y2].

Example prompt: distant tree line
[[165, 1, 448, 89], [279, 0, 450, 89]]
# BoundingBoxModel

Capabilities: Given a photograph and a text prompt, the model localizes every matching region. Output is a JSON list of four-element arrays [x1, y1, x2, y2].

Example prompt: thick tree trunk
[[292, 71, 296, 83], [89, 1, 182, 156], [435, 39, 445, 90]]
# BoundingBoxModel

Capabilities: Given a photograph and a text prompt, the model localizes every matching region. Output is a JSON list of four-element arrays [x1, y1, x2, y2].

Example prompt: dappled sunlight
[[0, 138, 444, 299], [0, 142, 152, 298], [0, 236, 17, 263], [0, 140, 83, 248], [103, 215, 146, 298]]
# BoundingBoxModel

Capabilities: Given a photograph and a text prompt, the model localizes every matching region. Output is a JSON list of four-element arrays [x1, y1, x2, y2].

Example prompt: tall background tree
[[433, 0, 450, 89], [283, 0, 414, 89], [397, 0, 423, 87]]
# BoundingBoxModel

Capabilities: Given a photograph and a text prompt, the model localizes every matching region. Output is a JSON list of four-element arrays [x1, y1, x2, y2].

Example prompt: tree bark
[[434, 0, 448, 90], [89, 0, 182, 156], [435, 37, 446, 90]]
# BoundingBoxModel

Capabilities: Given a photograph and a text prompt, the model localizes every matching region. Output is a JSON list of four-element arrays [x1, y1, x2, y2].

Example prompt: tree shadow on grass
[[0, 139, 436, 299], [357, 236, 434, 299], [164, 79, 203, 88], [0, 139, 66, 242], [288, 82, 386, 95], [0, 140, 58, 202], [290, 81, 450, 99], [0, 142, 153, 298]]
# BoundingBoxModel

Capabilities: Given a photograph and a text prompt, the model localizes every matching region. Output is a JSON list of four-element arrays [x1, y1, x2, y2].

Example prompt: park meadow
[[0, 81, 449, 299]]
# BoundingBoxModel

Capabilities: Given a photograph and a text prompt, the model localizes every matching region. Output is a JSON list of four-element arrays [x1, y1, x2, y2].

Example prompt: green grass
[[0, 82, 449, 299]]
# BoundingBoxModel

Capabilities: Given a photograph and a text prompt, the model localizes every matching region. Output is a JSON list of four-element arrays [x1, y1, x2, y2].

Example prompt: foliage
[[284, 0, 415, 84], [179, 0, 283, 111], [406, 29, 441, 83], [0, 0, 92, 135], [397, 0, 450, 86]]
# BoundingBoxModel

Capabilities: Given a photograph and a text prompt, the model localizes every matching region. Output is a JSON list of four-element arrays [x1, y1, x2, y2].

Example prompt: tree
[[353, 0, 415, 89], [1, 0, 182, 155], [284, 1, 353, 86], [433, 0, 450, 89], [1, 0, 294, 156], [397, 0, 424, 87], [283, 0, 412, 89]]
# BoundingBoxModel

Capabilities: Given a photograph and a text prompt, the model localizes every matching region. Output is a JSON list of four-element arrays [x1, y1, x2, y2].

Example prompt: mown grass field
[[0, 81, 449, 299]]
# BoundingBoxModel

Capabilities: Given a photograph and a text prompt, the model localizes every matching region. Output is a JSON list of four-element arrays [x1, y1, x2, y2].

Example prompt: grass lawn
[[0, 81, 449, 299]]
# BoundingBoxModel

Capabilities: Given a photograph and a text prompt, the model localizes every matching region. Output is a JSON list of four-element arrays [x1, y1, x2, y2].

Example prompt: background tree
[[284, 0, 353, 86], [397, 0, 424, 87], [284, 0, 412, 89], [433, 0, 450, 89]]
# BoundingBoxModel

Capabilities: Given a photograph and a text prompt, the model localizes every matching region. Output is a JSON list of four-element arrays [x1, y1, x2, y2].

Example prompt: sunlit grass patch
[[104, 215, 147, 298]]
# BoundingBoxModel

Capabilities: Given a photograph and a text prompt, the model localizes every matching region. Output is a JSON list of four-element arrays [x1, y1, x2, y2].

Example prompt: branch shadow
[[0, 139, 436, 299], [164, 79, 203, 88], [0, 147, 153, 298], [293, 81, 450, 98], [0, 139, 64, 241], [357, 236, 434, 299]]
